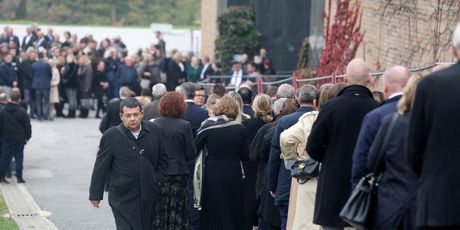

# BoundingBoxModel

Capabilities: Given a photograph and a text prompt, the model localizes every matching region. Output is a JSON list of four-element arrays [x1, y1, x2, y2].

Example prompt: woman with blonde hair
[[77, 55, 93, 118], [48, 59, 60, 120], [241, 94, 273, 229], [367, 74, 423, 230], [194, 95, 248, 230], [61, 53, 79, 118], [227, 91, 250, 122]]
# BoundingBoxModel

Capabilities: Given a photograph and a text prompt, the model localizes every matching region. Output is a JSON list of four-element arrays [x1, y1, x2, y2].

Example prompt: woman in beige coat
[[49, 59, 60, 120], [280, 83, 345, 230]]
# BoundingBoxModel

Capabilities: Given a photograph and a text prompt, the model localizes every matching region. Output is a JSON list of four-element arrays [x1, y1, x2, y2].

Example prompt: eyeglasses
[[195, 94, 205, 98]]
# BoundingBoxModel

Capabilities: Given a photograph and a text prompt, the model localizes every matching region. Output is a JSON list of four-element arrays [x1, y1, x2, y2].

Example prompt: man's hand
[[269, 191, 276, 198], [90, 200, 100, 208], [12, 81, 17, 88]]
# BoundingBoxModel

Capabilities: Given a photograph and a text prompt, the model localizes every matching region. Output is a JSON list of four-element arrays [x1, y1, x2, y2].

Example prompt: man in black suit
[[199, 56, 213, 82], [179, 82, 208, 136], [406, 23, 460, 229], [0, 90, 31, 183], [238, 87, 254, 117], [6, 27, 20, 51], [90, 97, 168, 230], [34, 32, 47, 51], [22, 27, 37, 51], [155, 31, 166, 57]]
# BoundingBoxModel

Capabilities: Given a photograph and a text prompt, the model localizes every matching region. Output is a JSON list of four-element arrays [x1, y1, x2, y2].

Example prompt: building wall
[[328, 0, 459, 72], [200, 0, 225, 59]]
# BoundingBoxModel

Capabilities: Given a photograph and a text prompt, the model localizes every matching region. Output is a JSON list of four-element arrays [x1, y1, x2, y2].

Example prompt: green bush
[[215, 7, 261, 73]]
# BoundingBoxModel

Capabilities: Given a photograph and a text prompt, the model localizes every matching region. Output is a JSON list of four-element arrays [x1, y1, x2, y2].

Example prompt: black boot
[[66, 109, 76, 118]]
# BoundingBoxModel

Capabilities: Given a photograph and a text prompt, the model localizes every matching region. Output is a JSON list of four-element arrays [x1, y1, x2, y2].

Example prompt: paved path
[[18, 117, 115, 230]]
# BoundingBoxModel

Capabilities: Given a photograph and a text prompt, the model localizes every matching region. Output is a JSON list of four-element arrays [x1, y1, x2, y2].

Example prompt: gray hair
[[119, 86, 136, 99], [453, 23, 460, 53], [178, 82, 196, 99], [276, 84, 295, 99], [273, 98, 287, 115], [151, 83, 167, 100], [296, 84, 318, 104]]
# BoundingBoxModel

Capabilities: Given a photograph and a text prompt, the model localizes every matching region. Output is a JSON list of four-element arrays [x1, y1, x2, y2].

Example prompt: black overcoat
[[306, 85, 379, 228], [89, 121, 169, 230], [407, 61, 460, 227]]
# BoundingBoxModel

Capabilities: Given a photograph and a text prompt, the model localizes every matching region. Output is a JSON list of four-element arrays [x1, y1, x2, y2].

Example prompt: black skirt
[[153, 174, 189, 230]]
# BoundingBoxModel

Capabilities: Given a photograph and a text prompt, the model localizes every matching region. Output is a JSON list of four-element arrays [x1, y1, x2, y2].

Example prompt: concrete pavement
[[4, 117, 115, 229]]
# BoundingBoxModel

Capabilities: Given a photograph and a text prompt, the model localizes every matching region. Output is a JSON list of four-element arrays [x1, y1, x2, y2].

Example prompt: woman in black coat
[[249, 98, 298, 230], [367, 75, 422, 230], [195, 96, 249, 230], [242, 94, 273, 229], [61, 54, 79, 118], [153, 92, 196, 230]]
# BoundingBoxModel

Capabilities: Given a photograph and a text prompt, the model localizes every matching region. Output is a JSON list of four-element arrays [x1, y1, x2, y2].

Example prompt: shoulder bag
[[339, 113, 399, 229]]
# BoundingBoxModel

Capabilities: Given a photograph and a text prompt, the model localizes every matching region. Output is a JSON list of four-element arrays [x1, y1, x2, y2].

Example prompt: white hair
[[151, 83, 167, 99], [453, 23, 460, 53]]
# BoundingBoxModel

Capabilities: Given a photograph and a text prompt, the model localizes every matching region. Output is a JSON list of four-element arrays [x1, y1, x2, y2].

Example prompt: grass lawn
[[0, 193, 18, 230]]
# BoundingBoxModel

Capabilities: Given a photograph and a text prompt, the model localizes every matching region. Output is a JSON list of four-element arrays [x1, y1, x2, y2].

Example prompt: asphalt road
[[22, 117, 115, 230]]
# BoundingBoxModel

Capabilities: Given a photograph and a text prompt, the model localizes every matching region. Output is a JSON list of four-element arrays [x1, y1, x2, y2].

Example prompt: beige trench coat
[[50, 67, 60, 103], [280, 111, 320, 230]]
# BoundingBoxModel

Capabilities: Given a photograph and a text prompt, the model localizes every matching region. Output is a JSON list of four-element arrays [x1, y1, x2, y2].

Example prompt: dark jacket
[[89, 122, 169, 230], [61, 62, 79, 88], [0, 103, 31, 140], [92, 70, 108, 97], [407, 62, 460, 227], [103, 99, 122, 131], [183, 101, 209, 137], [368, 113, 417, 230], [0, 62, 17, 86], [77, 65, 93, 98], [306, 85, 379, 227], [154, 117, 196, 175], [268, 106, 314, 206], [143, 99, 161, 121], [243, 104, 254, 117], [242, 116, 270, 228], [249, 121, 281, 227], [166, 60, 185, 91], [117, 64, 139, 94], [22, 34, 37, 51], [31, 59, 52, 89], [18, 60, 33, 89], [351, 95, 401, 187]]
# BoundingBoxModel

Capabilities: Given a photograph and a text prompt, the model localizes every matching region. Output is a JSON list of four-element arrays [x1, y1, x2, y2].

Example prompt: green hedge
[[215, 7, 261, 73]]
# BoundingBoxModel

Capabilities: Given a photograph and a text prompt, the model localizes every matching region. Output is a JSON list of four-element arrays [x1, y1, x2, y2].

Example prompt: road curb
[[0, 181, 59, 230]]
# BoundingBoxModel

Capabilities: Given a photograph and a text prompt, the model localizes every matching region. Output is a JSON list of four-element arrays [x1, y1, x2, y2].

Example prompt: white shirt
[[130, 124, 142, 139], [230, 69, 243, 87], [200, 63, 210, 80], [389, 92, 403, 99]]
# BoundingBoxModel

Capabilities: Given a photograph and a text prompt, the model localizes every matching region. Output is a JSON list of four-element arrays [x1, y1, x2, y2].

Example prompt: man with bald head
[[306, 59, 379, 229], [351, 65, 410, 187]]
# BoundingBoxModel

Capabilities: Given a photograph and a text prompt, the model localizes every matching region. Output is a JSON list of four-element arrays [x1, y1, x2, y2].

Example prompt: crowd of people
[[0, 25, 278, 121], [1, 22, 459, 230]]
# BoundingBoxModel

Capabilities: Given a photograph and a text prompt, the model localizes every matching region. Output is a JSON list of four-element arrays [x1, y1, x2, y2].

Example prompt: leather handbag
[[339, 113, 399, 229], [290, 157, 319, 184]]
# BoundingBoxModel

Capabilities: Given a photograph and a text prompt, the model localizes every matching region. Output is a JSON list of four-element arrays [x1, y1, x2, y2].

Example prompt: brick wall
[[328, 0, 459, 72]]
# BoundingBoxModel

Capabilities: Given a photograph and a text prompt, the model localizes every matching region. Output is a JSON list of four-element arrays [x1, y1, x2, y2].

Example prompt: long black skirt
[[153, 174, 189, 230]]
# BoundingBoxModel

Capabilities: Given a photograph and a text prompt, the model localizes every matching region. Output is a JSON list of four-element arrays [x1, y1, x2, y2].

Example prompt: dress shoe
[[17, 178, 25, 183]]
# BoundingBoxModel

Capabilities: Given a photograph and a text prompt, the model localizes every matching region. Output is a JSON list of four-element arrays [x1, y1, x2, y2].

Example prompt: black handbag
[[290, 157, 319, 184], [339, 113, 399, 229]]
